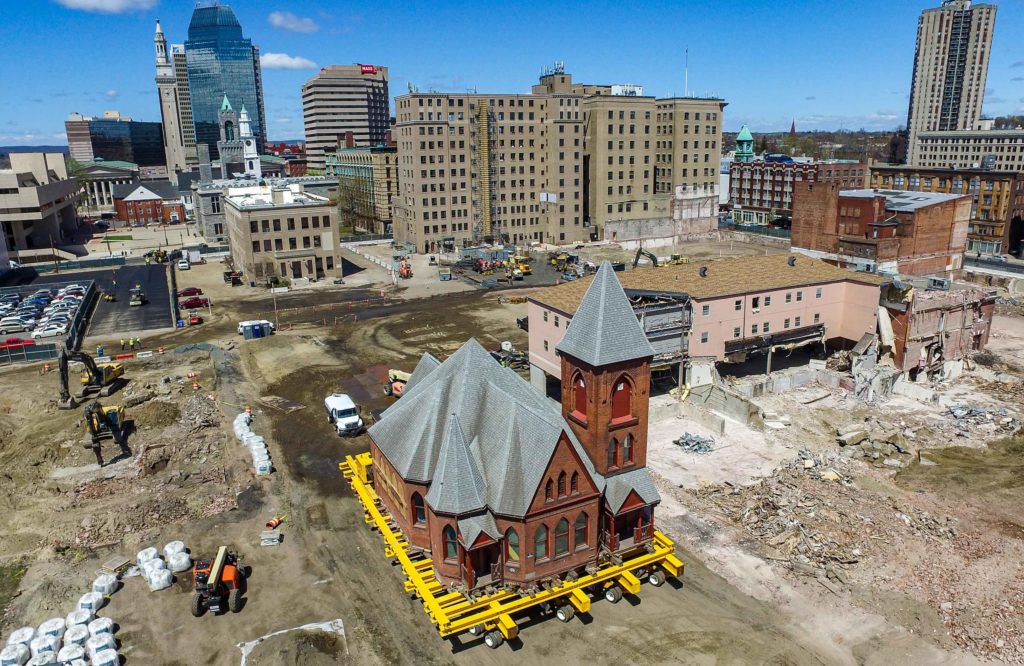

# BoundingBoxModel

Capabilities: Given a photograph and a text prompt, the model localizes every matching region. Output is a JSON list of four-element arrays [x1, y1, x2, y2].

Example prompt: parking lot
[[34, 263, 173, 338]]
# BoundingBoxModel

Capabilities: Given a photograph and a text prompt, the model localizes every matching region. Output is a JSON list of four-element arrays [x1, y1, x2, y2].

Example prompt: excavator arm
[[633, 247, 659, 268], [58, 348, 72, 405], [69, 351, 103, 385]]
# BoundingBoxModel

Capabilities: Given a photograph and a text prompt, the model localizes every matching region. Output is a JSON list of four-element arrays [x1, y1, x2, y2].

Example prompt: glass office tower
[[184, 3, 264, 159]]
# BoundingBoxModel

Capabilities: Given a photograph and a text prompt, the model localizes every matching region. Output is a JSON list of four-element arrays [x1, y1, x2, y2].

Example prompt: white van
[[324, 393, 364, 436]]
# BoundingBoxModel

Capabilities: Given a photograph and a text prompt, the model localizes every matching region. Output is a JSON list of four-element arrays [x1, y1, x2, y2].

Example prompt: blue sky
[[2, 0, 1024, 145]]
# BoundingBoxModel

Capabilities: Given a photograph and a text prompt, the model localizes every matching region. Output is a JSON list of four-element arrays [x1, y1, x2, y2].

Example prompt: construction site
[[0, 250, 1022, 665]]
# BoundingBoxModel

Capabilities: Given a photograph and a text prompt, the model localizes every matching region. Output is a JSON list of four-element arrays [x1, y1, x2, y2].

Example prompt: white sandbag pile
[[91, 574, 118, 596], [56, 644, 85, 662], [0, 644, 28, 666], [239, 411, 272, 475], [85, 618, 113, 639], [3, 565, 124, 666]]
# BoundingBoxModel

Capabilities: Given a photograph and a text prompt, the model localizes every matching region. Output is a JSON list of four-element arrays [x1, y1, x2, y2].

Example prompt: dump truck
[[191, 546, 245, 616]]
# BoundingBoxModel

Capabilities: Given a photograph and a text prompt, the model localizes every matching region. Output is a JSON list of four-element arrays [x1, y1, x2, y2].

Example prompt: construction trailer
[[339, 453, 683, 649]]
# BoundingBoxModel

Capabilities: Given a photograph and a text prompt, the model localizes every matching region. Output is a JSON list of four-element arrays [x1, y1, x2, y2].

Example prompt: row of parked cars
[[0, 284, 87, 337]]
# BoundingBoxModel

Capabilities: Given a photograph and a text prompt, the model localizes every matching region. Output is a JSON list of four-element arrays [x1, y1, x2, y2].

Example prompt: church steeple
[[557, 262, 654, 477]]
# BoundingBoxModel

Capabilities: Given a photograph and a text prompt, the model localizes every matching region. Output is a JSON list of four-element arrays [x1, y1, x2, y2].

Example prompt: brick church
[[368, 262, 660, 591]]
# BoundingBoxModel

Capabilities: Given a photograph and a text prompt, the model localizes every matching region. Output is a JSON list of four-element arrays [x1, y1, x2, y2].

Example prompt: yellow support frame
[[339, 453, 684, 643]]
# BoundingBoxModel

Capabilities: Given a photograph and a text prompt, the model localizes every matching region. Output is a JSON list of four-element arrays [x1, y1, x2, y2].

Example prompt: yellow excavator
[[82, 401, 130, 466], [58, 349, 125, 409]]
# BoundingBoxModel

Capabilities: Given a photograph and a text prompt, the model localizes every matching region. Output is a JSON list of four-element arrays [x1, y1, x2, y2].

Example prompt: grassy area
[[0, 562, 26, 615]]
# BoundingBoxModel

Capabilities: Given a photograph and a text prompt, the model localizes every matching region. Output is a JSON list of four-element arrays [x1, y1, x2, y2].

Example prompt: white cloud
[[268, 10, 319, 33], [260, 53, 318, 70], [104, 89, 119, 98], [53, 0, 157, 14], [275, 118, 292, 125]]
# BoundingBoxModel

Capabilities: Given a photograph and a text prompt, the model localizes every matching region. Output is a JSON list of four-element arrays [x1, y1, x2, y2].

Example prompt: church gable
[[527, 433, 599, 514]]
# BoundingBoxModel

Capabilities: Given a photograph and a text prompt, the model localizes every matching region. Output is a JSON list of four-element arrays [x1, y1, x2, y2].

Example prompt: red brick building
[[881, 282, 996, 378], [368, 263, 660, 591], [729, 159, 866, 226], [791, 184, 970, 276], [112, 180, 186, 226]]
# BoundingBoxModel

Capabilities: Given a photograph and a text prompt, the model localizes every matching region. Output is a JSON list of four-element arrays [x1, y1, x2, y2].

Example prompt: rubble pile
[[835, 425, 912, 468], [181, 395, 219, 433], [694, 454, 958, 576], [673, 432, 715, 454], [947, 404, 1019, 437]]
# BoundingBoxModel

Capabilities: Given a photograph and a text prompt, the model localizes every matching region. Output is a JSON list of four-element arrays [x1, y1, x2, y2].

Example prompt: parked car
[[32, 323, 67, 339], [0, 320, 30, 335], [0, 337, 33, 348], [176, 287, 204, 297], [177, 259, 191, 271], [180, 296, 210, 309]]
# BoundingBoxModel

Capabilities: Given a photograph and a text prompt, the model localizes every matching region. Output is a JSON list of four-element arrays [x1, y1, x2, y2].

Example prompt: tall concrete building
[[393, 66, 725, 254], [0, 154, 79, 253], [154, 19, 197, 177], [301, 64, 390, 172], [906, 0, 996, 163]]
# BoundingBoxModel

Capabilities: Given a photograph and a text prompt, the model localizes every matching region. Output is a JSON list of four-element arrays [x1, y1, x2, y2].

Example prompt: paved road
[[34, 264, 173, 338]]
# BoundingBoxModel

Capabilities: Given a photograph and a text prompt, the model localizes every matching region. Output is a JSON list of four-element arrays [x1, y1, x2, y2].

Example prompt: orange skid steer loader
[[191, 546, 246, 616]]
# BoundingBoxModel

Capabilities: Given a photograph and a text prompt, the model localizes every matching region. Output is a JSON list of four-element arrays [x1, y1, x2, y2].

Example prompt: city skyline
[[4, 0, 1024, 146]]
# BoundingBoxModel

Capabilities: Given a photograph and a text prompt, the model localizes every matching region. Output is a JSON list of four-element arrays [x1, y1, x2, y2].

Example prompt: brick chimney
[[385, 130, 395, 147], [345, 131, 355, 148]]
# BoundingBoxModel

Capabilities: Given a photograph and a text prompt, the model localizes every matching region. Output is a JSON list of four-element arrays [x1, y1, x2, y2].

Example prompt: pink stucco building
[[527, 254, 885, 389]]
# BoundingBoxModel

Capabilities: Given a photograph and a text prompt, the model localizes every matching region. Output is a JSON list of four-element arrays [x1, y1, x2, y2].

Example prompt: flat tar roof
[[841, 188, 964, 212]]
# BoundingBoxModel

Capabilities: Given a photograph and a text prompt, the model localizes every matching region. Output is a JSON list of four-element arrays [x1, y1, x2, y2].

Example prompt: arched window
[[557, 471, 566, 497], [574, 512, 588, 547], [554, 518, 569, 556], [545, 478, 554, 501], [570, 472, 579, 494], [224, 121, 235, 141], [622, 434, 633, 464], [442, 525, 458, 561], [534, 524, 548, 560], [506, 528, 520, 562], [412, 492, 426, 524], [572, 373, 587, 417], [611, 377, 633, 421], [608, 438, 618, 469]]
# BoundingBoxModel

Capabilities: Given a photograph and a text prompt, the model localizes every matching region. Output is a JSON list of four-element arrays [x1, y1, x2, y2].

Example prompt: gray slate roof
[[370, 338, 602, 517], [403, 352, 441, 394], [457, 512, 501, 546], [425, 414, 487, 515], [555, 261, 655, 367], [605, 467, 661, 513]]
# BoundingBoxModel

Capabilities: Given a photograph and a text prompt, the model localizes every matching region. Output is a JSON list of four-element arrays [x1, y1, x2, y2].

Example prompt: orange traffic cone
[[245, 405, 252, 415], [192, 381, 200, 391]]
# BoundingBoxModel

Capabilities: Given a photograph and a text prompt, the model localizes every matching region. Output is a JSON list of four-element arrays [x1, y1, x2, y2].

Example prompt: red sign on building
[[359, 64, 377, 75]]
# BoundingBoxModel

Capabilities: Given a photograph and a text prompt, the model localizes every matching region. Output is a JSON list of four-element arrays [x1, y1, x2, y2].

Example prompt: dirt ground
[[2, 266, 1022, 664]]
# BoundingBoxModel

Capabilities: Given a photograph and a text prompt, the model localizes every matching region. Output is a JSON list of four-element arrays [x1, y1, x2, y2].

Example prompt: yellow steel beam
[[339, 455, 684, 643]]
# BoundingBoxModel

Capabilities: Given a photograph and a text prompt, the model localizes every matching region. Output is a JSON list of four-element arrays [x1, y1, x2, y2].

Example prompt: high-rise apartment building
[[302, 65, 390, 172], [393, 67, 725, 254], [906, 0, 996, 163], [184, 3, 265, 159]]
